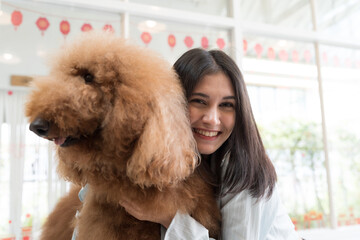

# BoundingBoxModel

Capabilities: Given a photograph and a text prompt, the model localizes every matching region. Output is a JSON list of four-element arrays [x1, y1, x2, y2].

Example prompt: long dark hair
[[173, 48, 277, 199]]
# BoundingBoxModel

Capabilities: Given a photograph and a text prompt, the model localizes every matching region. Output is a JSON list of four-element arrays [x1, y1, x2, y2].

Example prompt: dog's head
[[26, 32, 198, 189]]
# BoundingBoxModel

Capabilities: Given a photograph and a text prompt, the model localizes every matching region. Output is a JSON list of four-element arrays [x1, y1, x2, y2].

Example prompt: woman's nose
[[202, 107, 220, 125]]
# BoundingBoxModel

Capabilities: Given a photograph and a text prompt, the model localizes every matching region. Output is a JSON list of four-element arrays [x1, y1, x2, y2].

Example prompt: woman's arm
[[162, 212, 215, 240], [119, 197, 175, 228], [120, 197, 216, 239], [119, 194, 217, 239]]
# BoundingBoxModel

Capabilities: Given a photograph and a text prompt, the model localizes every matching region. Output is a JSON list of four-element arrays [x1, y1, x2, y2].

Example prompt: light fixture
[[278, 40, 288, 48], [0, 52, 21, 64], [36, 50, 47, 58], [138, 20, 166, 33], [3, 53, 13, 60], [145, 20, 157, 28]]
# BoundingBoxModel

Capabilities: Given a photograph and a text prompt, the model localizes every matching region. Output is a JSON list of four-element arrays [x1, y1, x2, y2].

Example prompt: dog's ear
[[126, 89, 199, 189]]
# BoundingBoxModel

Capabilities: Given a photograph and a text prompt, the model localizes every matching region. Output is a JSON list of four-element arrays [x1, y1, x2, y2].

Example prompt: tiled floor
[[298, 225, 360, 240]]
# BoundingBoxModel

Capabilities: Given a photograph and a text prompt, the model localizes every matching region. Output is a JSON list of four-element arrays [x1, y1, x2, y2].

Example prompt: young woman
[[119, 48, 300, 240]]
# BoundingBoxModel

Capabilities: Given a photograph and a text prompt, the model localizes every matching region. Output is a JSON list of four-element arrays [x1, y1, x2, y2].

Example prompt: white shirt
[[161, 187, 300, 240]]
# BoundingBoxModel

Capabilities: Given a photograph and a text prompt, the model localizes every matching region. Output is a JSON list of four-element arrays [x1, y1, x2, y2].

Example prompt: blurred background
[[0, 0, 359, 239]]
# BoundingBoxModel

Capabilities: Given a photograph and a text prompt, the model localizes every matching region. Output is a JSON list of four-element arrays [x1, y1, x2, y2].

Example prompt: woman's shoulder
[[220, 185, 281, 210]]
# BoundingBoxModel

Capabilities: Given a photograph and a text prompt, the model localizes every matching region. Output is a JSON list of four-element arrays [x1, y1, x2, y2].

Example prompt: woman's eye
[[190, 98, 206, 105], [220, 102, 235, 108]]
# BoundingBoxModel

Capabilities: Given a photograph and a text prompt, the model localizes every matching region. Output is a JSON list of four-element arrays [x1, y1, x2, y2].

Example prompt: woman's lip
[[193, 128, 221, 140]]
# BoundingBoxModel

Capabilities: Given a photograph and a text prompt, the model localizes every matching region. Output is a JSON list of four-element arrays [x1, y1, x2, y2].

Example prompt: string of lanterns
[[246, 40, 312, 63], [8, 5, 224, 49], [244, 40, 360, 68], [3, 3, 360, 68], [6, 2, 116, 38], [140, 31, 225, 50], [10, 10, 114, 37]]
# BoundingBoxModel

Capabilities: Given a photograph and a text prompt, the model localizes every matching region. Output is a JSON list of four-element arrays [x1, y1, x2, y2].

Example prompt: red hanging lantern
[[141, 32, 152, 45], [345, 58, 352, 68], [184, 36, 193, 48], [60, 20, 70, 38], [168, 34, 176, 48], [201, 37, 209, 49], [103, 24, 114, 33], [356, 61, 360, 69], [322, 52, 328, 64], [243, 39, 248, 54], [36, 17, 50, 36], [216, 38, 225, 50], [267, 48, 275, 60], [8, 91, 13, 96], [292, 50, 299, 63], [304, 50, 311, 63], [81, 23, 93, 32], [11, 11, 23, 30], [254, 43, 263, 58], [279, 50, 288, 61]]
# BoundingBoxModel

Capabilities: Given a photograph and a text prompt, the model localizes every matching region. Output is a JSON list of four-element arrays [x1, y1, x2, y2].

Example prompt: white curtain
[[1, 89, 68, 240], [5, 90, 27, 240]]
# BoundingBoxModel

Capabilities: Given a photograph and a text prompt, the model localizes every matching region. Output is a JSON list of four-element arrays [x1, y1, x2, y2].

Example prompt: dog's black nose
[[29, 118, 50, 137]]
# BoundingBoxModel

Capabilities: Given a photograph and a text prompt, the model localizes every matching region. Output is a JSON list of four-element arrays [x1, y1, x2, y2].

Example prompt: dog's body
[[26, 33, 220, 240]]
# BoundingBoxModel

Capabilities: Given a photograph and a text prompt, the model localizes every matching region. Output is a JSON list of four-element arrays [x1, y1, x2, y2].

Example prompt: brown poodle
[[26, 32, 221, 240]]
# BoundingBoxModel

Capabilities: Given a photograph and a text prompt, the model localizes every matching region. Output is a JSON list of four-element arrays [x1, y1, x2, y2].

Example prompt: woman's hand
[[119, 196, 176, 228]]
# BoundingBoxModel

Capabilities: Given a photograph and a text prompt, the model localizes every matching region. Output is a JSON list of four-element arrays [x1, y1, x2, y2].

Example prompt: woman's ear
[[126, 93, 199, 189]]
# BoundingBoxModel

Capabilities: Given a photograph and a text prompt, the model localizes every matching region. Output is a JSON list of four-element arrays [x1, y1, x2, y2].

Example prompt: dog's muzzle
[[29, 117, 50, 137], [29, 117, 86, 147]]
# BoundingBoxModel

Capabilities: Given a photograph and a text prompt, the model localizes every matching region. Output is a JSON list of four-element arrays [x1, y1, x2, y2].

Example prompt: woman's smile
[[193, 128, 221, 139]]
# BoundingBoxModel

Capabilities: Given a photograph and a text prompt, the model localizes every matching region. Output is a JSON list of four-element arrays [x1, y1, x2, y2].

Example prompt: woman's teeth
[[195, 129, 219, 137]]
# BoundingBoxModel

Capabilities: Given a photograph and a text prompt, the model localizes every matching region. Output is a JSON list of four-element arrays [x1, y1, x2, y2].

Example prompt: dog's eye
[[83, 73, 94, 83], [72, 68, 95, 84]]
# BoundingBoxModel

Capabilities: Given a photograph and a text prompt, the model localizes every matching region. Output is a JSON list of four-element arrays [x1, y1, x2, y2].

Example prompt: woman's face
[[188, 72, 236, 155]]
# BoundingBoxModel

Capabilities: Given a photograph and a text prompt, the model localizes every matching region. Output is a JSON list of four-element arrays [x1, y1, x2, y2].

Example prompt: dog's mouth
[[41, 136, 80, 147], [52, 136, 80, 147]]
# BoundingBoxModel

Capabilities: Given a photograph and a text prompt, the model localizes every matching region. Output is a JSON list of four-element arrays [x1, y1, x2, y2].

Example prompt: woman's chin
[[197, 146, 217, 155]]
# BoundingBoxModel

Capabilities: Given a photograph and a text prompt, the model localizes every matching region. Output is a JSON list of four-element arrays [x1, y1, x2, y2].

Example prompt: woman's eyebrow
[[191, 93, 235, 100], [191, 93, 209, 98], [223, 96, 235, 100]]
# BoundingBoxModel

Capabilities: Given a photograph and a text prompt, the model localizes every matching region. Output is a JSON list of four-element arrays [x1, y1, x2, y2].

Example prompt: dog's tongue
[[54, 137, 66, 145]]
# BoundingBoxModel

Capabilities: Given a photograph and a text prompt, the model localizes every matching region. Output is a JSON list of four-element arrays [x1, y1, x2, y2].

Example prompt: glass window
[[21, 128, 52, 234], [129, 16, 231, 64], [316, 0, 360, 41], [130, 0, 229, 17], [0, 1, 122, 88], [239, 0, 313, 30], [243, 35, 330, 229], [320, 45, 360, 227]]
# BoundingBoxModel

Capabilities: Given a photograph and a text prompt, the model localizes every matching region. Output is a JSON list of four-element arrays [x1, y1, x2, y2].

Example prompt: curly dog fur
[[26, 32, 221, 240]]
